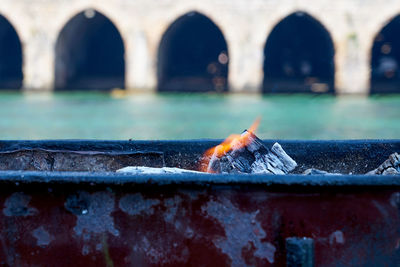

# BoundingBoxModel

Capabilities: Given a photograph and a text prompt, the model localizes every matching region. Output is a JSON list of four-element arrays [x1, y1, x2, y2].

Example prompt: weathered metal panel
[[0, 179, 400, 266]]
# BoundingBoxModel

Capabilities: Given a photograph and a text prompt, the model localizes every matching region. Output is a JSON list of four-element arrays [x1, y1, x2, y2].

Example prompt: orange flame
[[199, 118, 261, 172]]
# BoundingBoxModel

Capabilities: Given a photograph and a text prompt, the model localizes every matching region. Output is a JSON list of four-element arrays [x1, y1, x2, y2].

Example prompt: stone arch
[[0, 14, 23, 89], [370, 14, 400, 94], [55, 9, 125, 90], [263, 11, 335, 94], [157, 11, 229, 92]]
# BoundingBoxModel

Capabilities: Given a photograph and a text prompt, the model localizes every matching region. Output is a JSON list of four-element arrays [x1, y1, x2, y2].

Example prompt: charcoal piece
[[207, 131, 297, 174], [366, 152, 400, 175]]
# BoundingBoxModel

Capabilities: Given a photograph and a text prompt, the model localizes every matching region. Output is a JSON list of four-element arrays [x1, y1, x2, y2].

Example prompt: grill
[[1, 140, 400, 266]]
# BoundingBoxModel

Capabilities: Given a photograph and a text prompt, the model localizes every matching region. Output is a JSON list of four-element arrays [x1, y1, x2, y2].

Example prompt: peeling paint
[[3, 192, 37, 217], [133, 235, 189, 265], [32, 226, 53, 247], [96, 243, 103, 251], [119, 194, 160, 216], [72, 191, 119, 238], [163, 196, 193, 239], [82, 244, 90, 255], [329, 230, 345, 245], [178, 189, 203, 201], [163, 196, 182, 224], [129, 196, 192, 265], [184, 226, 194, 239], [203, 197, 276, 266], [65, 192, 89, 215]]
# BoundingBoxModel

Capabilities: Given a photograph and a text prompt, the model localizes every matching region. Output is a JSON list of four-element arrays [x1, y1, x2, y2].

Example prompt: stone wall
[[1, 0, 399, 94]]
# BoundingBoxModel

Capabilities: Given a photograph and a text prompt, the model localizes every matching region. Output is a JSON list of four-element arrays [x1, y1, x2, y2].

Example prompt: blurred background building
[[0, 0, 400, 94]]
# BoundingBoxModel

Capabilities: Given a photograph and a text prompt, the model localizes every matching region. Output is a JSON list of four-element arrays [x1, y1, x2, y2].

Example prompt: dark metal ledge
[[0, 170, 399, 187]]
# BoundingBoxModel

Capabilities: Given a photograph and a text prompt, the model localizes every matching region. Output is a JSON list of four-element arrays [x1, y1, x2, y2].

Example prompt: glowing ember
[[199, 118, 261, 173]]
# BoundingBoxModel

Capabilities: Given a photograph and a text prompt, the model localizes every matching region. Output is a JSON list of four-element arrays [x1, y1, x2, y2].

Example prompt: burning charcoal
[[366, 152, 400, 175], [205, 130, 297, 174]]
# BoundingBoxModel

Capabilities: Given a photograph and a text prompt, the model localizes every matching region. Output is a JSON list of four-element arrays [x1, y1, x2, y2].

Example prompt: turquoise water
[[0, 92, 399, 140]]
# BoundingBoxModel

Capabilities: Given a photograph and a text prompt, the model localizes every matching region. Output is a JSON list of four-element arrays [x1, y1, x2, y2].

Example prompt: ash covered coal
[[205, 131, 297, 174], [367, 152, 400, 175], [303, 152, 400, 176], [117, 166, 202, 174]]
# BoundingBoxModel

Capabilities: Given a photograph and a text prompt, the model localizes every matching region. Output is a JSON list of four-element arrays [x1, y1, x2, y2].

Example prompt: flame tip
[[199, 117, 262, 172]]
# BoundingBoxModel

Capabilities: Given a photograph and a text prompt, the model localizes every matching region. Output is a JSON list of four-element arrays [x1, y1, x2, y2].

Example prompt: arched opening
[[55, 9, 125, 91], [0, 15, 23, 89], [157, 11, 229, 92], [371, 15, 400, 94], [263, 12, 335, 94]]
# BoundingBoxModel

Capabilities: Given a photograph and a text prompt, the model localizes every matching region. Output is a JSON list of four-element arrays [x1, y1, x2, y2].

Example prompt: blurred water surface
[[0, 92, 399, 140]]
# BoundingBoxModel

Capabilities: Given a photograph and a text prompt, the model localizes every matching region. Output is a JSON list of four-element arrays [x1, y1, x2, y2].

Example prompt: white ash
[[366, 153, 400, 175], [117, 166, 202, 174], [303, 168, 342, 175], [251, 143, 297, 174]]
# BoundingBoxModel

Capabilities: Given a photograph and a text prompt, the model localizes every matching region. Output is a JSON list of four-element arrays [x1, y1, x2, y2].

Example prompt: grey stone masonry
[[1, 0, 398, 93]]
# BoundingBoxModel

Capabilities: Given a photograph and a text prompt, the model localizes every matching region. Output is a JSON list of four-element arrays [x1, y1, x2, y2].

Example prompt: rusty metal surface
[[1, 183, 400, 266], [0, 149, 164, 172]]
